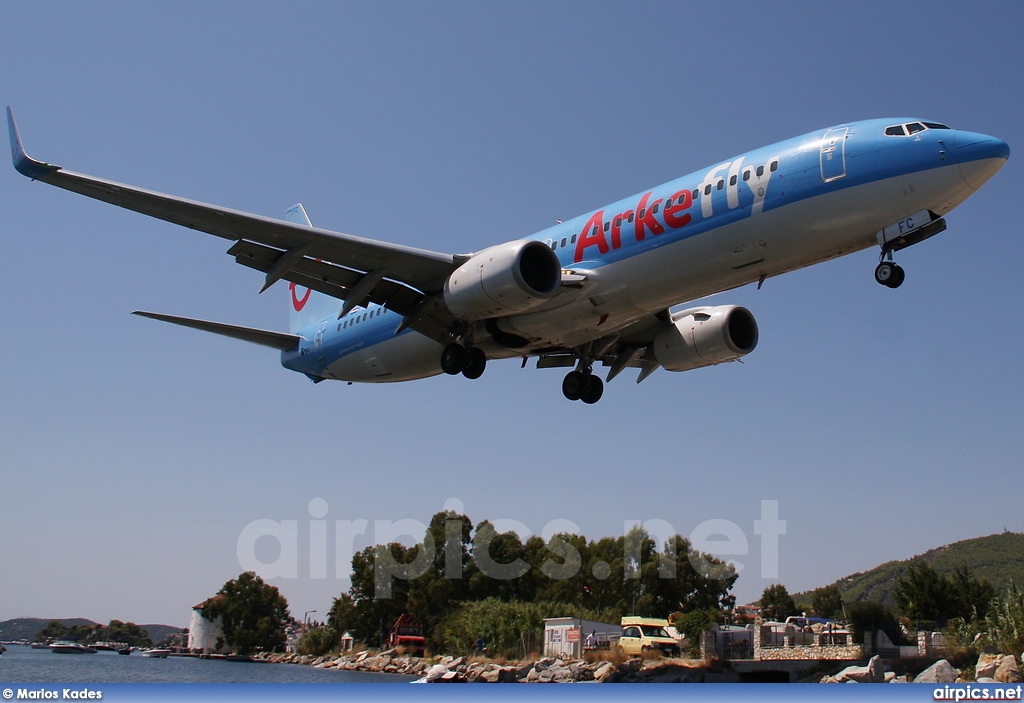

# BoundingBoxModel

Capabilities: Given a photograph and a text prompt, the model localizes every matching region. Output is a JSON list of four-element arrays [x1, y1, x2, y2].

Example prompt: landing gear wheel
[[888, 264, 905, 288], [462, 348, 487, 379], [562, 371, 586, 401], [874, 261, 905, 288], [440, 343, 466, 375], [580, 375, 604, 404]]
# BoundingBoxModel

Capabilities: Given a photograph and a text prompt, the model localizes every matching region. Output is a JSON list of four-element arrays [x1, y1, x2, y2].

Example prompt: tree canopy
[[343, 511, 738, 651], [202, 571, 290, 654], [759, 584, 797, 622]]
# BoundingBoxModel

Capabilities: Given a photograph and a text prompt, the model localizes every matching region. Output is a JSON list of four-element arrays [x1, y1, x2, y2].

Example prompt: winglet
[[7, 107, 61, 180]]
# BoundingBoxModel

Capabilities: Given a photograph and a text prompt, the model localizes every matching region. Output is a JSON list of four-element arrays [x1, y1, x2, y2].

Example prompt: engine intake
[[444, 239, 562, 319], [653, 305, 758, 372]]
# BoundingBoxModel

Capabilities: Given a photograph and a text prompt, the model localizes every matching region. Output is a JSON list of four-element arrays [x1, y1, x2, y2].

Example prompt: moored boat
[[49, 641, 97, 654]]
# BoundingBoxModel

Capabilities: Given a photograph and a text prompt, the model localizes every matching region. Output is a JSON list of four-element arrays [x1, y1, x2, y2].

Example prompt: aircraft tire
[[562, 371, 586, 401], [874, 261, 904, 287], [888, 264, 906, 288], [462, 348, 487, 379], [580, 375, 604, 404], [441, 343, 466, 375]]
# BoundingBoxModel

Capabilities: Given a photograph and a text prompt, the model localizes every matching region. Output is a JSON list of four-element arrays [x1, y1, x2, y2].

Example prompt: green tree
[[348, 543, 419, 645], [847, 600, 904, 646], [894, 562, 994, 625], [105, 620, 153, 648], [810, 584, 844, 619], [759, 584, 796, 622], [201, 571, 290, 654], [326, 594, 357, 641]]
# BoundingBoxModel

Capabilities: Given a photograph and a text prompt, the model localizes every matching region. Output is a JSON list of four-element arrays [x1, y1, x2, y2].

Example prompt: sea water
[[0, 645, 413, 683]]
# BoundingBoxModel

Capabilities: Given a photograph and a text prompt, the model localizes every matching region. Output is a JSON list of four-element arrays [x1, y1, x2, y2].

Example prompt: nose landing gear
[[874, 255, 905, 289]]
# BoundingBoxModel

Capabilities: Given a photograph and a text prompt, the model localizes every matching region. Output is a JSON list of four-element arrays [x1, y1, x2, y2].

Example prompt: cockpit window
[[885, 121, 952, 137]]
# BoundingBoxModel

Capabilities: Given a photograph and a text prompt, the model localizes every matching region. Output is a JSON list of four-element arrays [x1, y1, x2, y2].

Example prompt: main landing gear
[[874, 255, 906, 289], [441, 343, 487, 379], [562, 368, 604, 404]]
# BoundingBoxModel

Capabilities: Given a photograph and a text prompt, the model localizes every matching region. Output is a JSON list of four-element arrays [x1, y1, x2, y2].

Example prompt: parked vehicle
[[387, 614, 426, 656], [617, 617, 680, 657]]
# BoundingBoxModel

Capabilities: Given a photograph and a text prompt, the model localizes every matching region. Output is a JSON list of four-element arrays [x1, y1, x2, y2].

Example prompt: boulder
[[594, 662, 616, 682], [995, 655, 1023, 683], [914, 660, 959, 683], [976, 653, 1001, 680], [836, 655, 886, 683]]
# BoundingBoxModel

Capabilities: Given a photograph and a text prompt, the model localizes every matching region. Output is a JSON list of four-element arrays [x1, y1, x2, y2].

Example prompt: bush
[[296, 627, 336, 656]]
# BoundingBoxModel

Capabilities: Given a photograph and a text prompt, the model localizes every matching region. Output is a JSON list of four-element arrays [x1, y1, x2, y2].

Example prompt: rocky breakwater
[[819, 652, 1024, 684], [258, 648, 709, 683]]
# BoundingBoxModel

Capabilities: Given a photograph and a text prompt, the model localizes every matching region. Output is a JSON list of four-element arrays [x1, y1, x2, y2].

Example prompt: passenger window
[[716, 179, 724, 190], [770, 160, 778, 172], [571, 233, 577, 243], [560, 238, 567, 248], [729, 175, 737, 186], [652, 202, 660, 213], [756, 165, 764, 177], [743, 170, 751, 181], [704, 184, 712, 195]]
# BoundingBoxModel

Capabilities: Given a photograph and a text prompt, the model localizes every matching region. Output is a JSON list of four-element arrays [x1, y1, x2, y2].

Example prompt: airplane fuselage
[[283, 118, 1008, 385]]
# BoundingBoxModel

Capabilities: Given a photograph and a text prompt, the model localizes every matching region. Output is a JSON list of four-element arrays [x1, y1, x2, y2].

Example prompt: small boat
[[49, 642, 97, 654], [141, 649, 171, 658], [118, 647, 132, 655]]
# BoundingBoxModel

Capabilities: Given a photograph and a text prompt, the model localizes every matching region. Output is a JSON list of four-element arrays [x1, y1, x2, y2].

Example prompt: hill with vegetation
[[797, 532, 1024, 607], [0, 618, 183, 644]]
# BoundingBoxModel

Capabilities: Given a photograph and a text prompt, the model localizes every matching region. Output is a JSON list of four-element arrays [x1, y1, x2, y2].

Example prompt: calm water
[[0, 645, 415, 683]]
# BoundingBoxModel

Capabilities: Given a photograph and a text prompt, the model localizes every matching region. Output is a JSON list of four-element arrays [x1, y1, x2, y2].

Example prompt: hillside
[[797, 532, 1024, 607], [0, 618, 184, 644]]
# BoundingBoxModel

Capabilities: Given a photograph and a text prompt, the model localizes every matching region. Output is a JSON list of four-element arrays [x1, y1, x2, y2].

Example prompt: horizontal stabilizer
[[133, 311, 300, 351]]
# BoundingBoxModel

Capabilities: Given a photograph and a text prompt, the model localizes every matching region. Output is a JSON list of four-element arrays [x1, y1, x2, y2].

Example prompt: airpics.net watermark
[[236, 498, 786, 597]]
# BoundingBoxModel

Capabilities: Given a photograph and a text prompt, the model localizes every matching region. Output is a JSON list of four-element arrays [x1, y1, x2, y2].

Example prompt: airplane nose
[[954, 130, 1010, 190]]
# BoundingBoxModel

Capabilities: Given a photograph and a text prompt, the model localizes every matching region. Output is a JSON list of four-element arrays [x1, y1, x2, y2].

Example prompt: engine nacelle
[[444, 239, 562, 319], [652, 305, 758, 372]]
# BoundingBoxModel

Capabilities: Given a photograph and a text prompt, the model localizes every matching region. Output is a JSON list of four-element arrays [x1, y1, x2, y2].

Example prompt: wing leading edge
[[6, 108, 461, 315]]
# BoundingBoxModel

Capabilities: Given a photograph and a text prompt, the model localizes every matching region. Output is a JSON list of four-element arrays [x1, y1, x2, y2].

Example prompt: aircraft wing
[[7, 108, 460, 313]]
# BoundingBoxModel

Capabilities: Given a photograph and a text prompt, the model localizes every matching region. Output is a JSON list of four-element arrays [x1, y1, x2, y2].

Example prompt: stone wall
[[750, 624, 865, 662]]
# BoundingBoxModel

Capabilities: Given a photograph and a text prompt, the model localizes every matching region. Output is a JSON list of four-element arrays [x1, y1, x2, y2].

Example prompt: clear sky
[[2, 1, 1023, 629]]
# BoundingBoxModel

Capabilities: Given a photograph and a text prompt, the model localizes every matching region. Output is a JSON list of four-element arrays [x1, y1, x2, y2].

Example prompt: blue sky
[[2, 1, 1022, 628]]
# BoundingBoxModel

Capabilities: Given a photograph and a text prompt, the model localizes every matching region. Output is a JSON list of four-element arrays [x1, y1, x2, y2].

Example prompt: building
[[187, 601, 227, 654], [543, 617, 621, 659]]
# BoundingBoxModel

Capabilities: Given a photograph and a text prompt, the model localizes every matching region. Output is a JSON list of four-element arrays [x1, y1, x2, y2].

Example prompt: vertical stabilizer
[[283, 204, 339, 334]]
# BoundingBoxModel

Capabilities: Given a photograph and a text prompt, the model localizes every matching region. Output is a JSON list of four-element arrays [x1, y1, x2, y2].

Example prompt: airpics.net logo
[[235, 499, 787, 595]]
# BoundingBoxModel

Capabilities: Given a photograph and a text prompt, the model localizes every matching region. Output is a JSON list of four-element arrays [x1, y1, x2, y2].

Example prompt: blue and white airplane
[[7, 109, 1009, 403]]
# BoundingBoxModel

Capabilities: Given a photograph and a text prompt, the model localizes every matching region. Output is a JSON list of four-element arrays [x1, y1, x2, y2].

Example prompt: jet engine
[[652, 305, 758, 372], [444, 239, 562, 319]]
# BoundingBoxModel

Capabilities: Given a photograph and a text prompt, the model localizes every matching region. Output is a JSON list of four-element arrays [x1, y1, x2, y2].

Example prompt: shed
[[543, 617, 621, 659]]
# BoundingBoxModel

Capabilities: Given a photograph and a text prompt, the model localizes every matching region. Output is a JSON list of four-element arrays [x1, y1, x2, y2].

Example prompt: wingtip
[[7, 107, 60, 179]]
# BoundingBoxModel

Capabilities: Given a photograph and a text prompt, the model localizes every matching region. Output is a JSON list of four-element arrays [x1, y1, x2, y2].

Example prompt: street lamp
[[304, 610, 318, 628]]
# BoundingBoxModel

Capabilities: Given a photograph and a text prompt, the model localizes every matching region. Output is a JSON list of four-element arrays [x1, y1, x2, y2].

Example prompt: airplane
[[7, 108, 1009, 403]]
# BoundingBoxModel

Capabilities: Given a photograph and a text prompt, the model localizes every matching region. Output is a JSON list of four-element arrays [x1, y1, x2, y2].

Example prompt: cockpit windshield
[[884, 121, 951, 137]]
